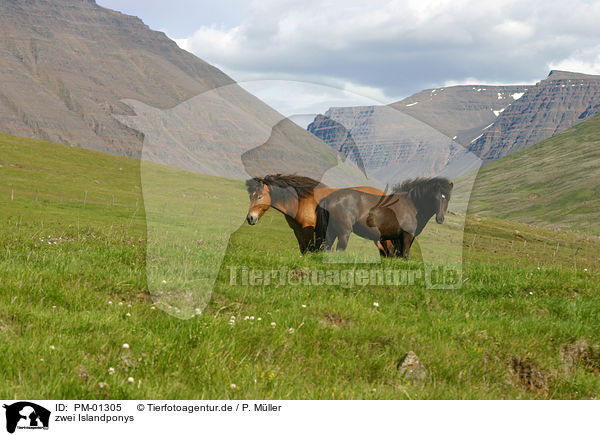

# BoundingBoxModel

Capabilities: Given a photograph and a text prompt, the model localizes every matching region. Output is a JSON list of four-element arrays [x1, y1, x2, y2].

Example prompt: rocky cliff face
[[308, 106, 479, 184], [0, 0, 369, 185], [308, 71, 600, 180], [391, 85, 530, 148], [468, 71, 600, 161], [307, 85, 529, 183], [0, 0, 234, 156]]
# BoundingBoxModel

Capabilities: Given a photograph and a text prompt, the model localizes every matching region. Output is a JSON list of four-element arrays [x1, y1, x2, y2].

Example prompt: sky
[[97, 0, 600, 117]]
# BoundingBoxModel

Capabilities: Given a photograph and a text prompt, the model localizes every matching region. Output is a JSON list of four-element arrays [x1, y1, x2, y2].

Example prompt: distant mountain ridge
[[391, 84, 530, 148], [308, 71, 600, 180], [468, 70, 600, 161], [307, 84, 530, 183]]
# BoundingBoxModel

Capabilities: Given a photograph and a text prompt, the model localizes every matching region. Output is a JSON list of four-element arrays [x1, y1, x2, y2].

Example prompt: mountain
[[0, 0, 233, 156], [0, 0, 367, 184], [453, 113, 600, 234], [308, 71, 600, 180], [468, 70, 600, 162], [390, 84, 530, 148], [307, 84, 529, 184]]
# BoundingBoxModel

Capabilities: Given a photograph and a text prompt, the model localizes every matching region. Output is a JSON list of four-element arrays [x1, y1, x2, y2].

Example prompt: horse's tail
[[315, 202, 330, 250]]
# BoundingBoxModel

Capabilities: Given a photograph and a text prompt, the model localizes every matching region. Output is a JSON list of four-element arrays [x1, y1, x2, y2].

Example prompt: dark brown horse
[[367, 177, 453, 257], [315, 190, 417, 258], [316, 177, 453, 259], [391, 178, 453, 236], [245, 174, 395, 255]]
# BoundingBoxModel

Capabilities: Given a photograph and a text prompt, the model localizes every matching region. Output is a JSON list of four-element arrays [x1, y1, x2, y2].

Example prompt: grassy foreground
[[1, 133, 599, 399]]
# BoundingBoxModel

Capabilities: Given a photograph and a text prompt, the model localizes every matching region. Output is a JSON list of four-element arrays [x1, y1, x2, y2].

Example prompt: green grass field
[[454, 113, 600, 233], [1, 132, 599, 399]]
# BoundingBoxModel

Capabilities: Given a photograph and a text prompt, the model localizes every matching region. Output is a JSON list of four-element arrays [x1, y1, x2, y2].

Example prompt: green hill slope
[[1, 133, 599, 399], [454, 114, 600, 233]]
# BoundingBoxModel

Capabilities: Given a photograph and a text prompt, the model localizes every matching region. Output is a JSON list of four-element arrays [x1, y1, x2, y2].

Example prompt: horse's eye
[[257, 195, 263, 200]]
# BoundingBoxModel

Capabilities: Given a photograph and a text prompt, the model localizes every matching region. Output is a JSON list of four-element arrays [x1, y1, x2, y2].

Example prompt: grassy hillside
[[1, 132, 599, 399], [453, 114, 600, 233]]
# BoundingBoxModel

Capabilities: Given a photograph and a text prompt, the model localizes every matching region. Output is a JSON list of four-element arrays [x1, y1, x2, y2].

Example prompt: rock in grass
[[397, 351, 427, 383], [509, 356, 548, 393], [560, 341, 600, 374]]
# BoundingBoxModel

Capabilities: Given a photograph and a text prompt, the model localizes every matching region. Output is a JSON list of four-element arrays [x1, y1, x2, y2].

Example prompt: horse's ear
[[450, 182, 454, 188]]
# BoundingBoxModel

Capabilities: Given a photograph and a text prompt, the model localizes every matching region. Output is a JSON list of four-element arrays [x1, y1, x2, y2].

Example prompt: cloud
[[549, 45, 600, 75], [172, 0, 600, 106], [235, 79, 389, 119]]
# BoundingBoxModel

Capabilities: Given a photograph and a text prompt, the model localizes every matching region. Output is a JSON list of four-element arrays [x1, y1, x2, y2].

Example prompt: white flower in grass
[[244, 316, 249, 321], [302, 304, 307, 308], [288, 328, 295, 334], [127, 377, 134, 383], [118, 302, 123, 306], [108, 301, 113, 305], [49, 345, 55, 350], [52, 306, 57, 309], [257, 317, 262, 321], [584, 268, 588, 272], [250, 316, 255, 320], [162, 280, 167, 284], [373, 302, 380, 307], [108, 367, 115, 375], [151, 306, 156, 310], [230, 383, 237, 389], [122, 343, 130, 349], [126, 313, 131, 317], [529, 291, 533, 295], [195, 308, 202, 315], [271, 322, 276, 328]]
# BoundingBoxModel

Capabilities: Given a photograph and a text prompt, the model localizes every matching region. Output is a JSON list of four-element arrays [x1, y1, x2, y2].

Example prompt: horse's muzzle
[[247, 215, 258, 225]]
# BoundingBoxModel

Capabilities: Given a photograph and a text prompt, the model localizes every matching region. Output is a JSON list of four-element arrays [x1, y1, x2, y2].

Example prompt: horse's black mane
[[393, 177, 453, 201], [246, 174, 324, 199]]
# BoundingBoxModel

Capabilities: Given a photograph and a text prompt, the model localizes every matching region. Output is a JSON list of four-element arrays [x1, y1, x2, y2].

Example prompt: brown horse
[[315, 189, 418, 258], [315, 177, 453, 259], [367, 177, 453, 257], [245, 174, 395, 255]]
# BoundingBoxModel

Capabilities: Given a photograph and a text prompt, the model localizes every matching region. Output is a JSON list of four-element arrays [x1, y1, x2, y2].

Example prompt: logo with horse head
[[3, 402, 50, 434]]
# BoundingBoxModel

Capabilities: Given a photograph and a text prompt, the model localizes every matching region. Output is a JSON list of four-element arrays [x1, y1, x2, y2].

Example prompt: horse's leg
[[300, 226, 317, 253], [391, 237, 404, 257], [336, 231, 350, 251], [375, 241, 387, 257], [401, 232, 414, 259], [324, 227, 337, 251], [376, 241, 392, 257], [284, 215, 306, 253], [383, 240, 397, 257], [332, 212, 354, 252]]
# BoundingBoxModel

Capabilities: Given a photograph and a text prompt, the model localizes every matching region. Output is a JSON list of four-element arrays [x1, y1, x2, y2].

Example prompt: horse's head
[[245, 178, 272, 225], [435, 181, 453, 224]]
